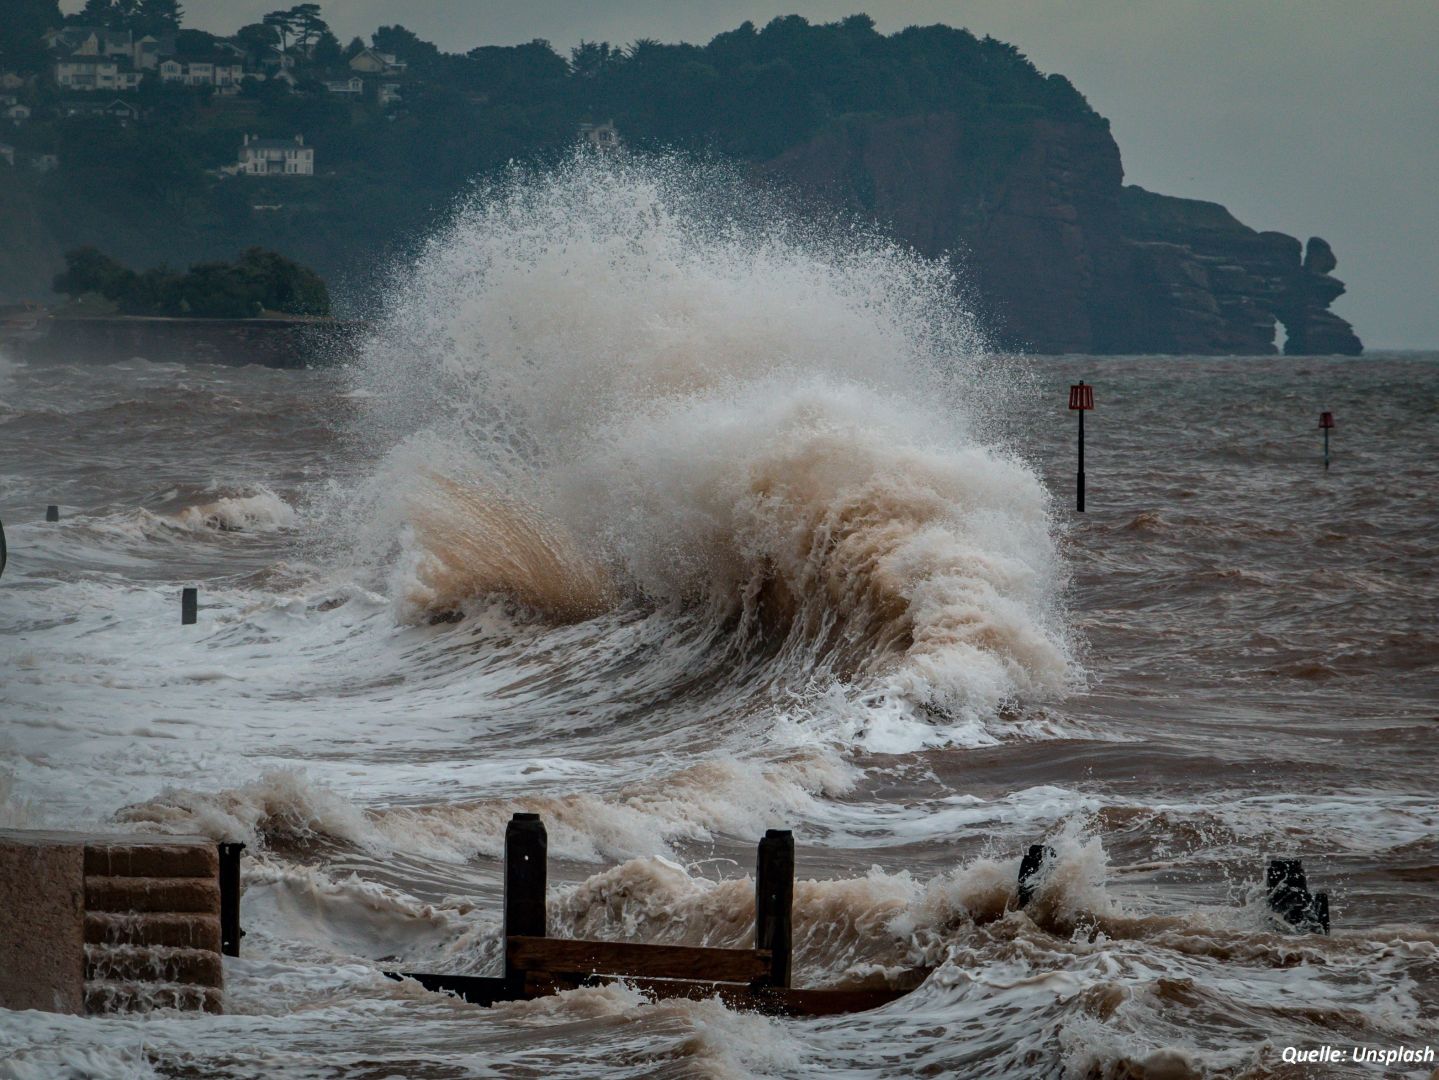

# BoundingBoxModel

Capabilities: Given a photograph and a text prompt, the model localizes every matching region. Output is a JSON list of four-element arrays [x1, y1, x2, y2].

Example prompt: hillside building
[[237, 134, 314, 176]]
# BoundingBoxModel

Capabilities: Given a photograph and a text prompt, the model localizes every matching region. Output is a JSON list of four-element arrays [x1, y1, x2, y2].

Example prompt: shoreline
[[4, 315, 369, 369]]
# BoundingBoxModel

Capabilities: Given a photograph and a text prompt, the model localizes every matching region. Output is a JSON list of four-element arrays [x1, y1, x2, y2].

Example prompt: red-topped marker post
[[1318, 411, 1335, 471], [1069, 381, 1094, 511]]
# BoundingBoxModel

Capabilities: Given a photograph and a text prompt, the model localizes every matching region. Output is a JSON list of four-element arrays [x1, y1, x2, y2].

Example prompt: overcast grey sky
[[128, 1, 1439, 346]]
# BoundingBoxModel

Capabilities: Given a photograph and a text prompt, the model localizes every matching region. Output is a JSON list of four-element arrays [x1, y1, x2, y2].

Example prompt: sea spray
[[345, 151, 1073, 723]]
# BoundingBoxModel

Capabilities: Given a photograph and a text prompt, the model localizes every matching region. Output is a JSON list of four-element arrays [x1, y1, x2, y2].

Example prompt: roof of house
[[245, 138, 310, 151], [350, 48, 405, 69], [48, 27, 134, 50], [172, 53, 245, 66]]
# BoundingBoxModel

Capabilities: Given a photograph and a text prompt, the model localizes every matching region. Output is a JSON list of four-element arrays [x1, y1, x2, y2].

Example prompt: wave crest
[[348, 152, 1071, 716]]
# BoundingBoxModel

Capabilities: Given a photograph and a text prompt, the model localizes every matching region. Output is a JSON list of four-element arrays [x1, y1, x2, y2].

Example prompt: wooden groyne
[[389, 814, 927, 1017]]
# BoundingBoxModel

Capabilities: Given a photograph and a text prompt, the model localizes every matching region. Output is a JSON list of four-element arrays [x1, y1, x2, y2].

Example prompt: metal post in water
[[504, 813, 547, 994], [1069, 382, 1094, 511], [755, 829, 794, 988], [1319, 411, 1335, 471], [218, 841, 245, 956], [46, 505, 59, 522], [181, 587, 197, 625]]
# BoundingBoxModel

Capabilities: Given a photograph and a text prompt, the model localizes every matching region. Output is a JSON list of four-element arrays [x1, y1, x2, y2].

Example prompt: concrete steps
[[0, 830, 229, 1015], [81, 837, 225, 1013]]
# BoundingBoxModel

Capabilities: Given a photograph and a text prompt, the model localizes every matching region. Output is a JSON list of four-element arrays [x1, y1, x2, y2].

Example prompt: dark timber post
[[755, 829, 794, 989], [1266, 857, 1328, 933], [46, 505, 59, 522], [218, 841, 245, 957], [1319, 411, 1335, 471], [504, 812, 547, 994], [1069, 382, 1094, 512], [1017, 843, 1053, 909], [181, 587, 198, 625]]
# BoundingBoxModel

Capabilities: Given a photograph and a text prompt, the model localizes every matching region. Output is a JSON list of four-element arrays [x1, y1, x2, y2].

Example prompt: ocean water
[[1, 157, 1436, 1079]]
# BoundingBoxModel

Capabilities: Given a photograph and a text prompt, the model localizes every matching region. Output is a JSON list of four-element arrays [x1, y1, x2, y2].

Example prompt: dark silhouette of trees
[[60, 0, 182, 35], [0, 0, 62, 75], [53, 247, 330, 318]]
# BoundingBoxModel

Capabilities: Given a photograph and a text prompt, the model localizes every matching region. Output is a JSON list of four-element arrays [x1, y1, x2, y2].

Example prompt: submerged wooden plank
[[508, 936, 770, 983], [763, 986, 915, 1017], [387, 971, 516, 1006], [392, 966, 921, 1017], [528, 973, 915, 1016]]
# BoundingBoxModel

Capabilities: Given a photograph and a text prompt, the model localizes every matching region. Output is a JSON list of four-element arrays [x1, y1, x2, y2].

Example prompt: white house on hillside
[[159, 56, 246, 92], [578, 120, 620, 150], [238, 134, 314, 176], [133, 34, 177, 70], [349, 48, 406, 75], [54, 54, 142, 92]]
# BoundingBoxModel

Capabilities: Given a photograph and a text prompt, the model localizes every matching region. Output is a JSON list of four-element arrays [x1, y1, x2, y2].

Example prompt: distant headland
[[0, 5, 1360, 354]]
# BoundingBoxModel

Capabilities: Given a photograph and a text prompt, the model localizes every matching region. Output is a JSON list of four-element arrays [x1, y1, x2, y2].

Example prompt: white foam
[[347, 151, 1074, 728]]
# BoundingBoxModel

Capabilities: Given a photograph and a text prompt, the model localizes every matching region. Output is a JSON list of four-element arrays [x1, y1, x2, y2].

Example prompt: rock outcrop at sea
[[768, 115, 1362, 355]]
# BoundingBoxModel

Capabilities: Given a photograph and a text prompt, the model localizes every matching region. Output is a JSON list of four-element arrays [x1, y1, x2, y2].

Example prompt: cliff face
[[766, 114, 1362, 355]]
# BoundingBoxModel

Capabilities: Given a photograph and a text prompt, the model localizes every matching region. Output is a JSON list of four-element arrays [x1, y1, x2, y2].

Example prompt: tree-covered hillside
[[0, 7, 1097, 311], [0, 4, 1360, 353]]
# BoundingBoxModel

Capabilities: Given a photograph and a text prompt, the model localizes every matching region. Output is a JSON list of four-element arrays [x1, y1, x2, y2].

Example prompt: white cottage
[[238, 134, 314, 176]]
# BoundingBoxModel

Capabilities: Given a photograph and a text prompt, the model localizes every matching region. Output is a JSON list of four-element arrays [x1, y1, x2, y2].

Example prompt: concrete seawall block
[[0, 831, 87, 1014], [0, 829, 225, 1015]]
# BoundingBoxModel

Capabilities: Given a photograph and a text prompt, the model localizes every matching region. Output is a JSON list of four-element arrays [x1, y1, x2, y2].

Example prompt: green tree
[[372, 24, 440, 72], [261, 8, 297, 52], [237, 247, 330, 315], [52, 248, 330, 317], [569, 40, 620, 79], [0, 0, 62, 75], [133, 0, 183, 36], [52, 246, 133, 300], [289, 4, 328, 54], [68, 0, 117, 27], [311, 29, 341, 69]]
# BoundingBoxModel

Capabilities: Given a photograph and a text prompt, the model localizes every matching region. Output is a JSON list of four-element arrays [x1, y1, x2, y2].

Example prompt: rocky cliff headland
[[768, 113, 1361, 355]]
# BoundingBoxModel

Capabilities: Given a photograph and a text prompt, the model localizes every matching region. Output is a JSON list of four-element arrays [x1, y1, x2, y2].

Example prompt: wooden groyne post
[[218, 842, 245, 956], [755, 829, 794, 988], [503, 812, 547, 996]]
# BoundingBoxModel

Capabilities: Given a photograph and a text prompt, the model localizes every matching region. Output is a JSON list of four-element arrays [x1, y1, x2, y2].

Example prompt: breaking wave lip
[[169, 487, 298, 533], [341, 150, 1076, 722], [43, 487, 300, 546], [112, 757, 860, 864]]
